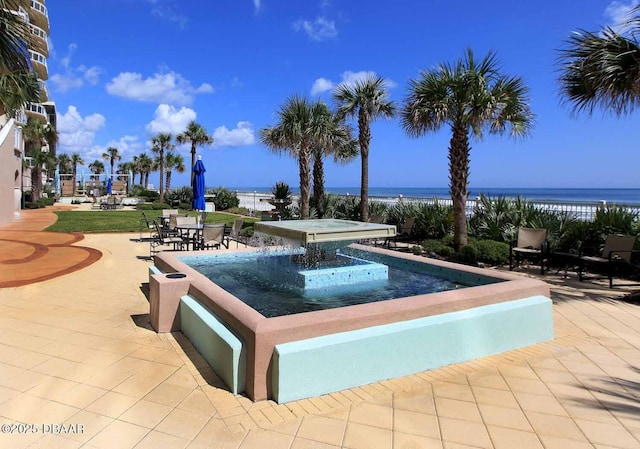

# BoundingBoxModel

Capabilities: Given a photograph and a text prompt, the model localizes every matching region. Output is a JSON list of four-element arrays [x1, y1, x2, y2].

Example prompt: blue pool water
[[180, 249, 494, 318]]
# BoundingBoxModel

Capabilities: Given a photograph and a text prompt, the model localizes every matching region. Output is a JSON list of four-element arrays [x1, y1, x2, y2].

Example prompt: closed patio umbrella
[[128, 169, 134, 191], [55, 167, 60, 195], [106, 173, 112, 195], [192, 155, 206, 211]]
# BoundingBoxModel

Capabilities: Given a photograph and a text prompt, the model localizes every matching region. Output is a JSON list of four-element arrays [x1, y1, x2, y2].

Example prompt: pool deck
[[0, 206, 639, 449]]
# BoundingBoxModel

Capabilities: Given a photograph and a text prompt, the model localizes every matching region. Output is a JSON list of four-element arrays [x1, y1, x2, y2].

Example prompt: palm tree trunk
[[166, 170, 172, 192], [159, 150, 165, 199], [449, 126, 470, 248], [313, 151, 325, 218], [144, 172, 149, 189], [190, 144, 196, 187], [358, 112, 371, 222], [31, 168, 41, 201], [299, 145, 311, 220], [72, 168, 76, 196]]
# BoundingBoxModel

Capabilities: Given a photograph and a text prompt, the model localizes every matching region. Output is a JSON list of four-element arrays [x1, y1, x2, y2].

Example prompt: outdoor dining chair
[[509, 227, 548, 274], [150, 220, 184, 258], [578, 234, 638, 288], [199, 223, 227, 250], [386, 217, 415, 248], [225, 219, 244, 248], [139, 210, 155, 241]]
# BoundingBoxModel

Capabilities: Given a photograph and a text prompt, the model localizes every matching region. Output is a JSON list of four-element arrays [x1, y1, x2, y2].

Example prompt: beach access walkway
[[0, 206, 639, 449]]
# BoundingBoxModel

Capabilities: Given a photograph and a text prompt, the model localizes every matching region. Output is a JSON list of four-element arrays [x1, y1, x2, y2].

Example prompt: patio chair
[[386, 217, 416, 249], [199, 223, 227, 250], [175, 216, 197, 249], [578, 234, 638, 288], [510, 227, 548, 275], [150, 220, 184, 258], [225, 218, 244, 248], [139, 210, 155, 241]]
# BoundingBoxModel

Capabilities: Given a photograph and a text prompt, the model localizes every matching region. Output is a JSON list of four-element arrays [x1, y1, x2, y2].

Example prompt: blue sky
[[48, 0, 640, 190]]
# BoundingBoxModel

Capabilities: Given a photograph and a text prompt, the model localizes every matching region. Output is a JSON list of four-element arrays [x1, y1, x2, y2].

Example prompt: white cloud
[[605, 1, 639, 30], [253, 0, 261, 13], [56, 106, 106, 155], [294, 16, 337, 41], [212, 121, 255, 147], [310, 70, 397, 95], [149, 0, 188, 28], [106, 71, 214, 106], [49, 44, 103, 93], [146, 104, 197, 135]]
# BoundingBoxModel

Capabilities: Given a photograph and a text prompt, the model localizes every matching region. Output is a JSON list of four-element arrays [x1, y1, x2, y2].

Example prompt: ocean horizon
[[228, 187, 640, 205]]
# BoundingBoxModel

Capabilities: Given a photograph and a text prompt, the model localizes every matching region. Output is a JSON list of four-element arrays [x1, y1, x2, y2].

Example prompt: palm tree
[[23, 118, 55, 200], [558, 6, 640, 116], [150, 133, 174, 198], [176, 121, 213, 185], [0, 0, 40, 117], [70, 153, 84, 196], [311, 107, 358, 218], [137, 153, 153, 188], [334, 75, 395, 222], [164, 151, 185, 192], [401, 49, 534, 247], [88, 160, 104, 180], [102, 147, 121, 180], [260, 96, 327, 220], [57, 154, 71, 174]]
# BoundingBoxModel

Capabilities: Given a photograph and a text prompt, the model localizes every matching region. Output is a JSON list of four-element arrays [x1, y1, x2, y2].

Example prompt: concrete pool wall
[[150, 244, 552, 402]]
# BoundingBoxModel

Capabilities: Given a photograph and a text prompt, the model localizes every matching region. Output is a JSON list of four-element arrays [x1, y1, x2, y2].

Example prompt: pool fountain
[[149, 219, 553, 403]]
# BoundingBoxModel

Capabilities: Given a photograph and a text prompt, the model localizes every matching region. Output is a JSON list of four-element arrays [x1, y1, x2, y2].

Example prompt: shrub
[[151, 202, 171, 210], [37, 197, 55, 206], [272, 181, 292, 200], [456, 244, 479, 265], [239, 226, 254, 238], [227, 207, 249, 215], [414, 200, 454, 239], [211, 187, 239, 210], [179, 202, 192, 211], [474, 239, 510, 265], [164, 187, 193, 207], [136, 203, 155, 211], [138, 189, 159, 201], [411, 245, 424, 255], [422, 239, 456, 259], [24, 202, 43, 209]]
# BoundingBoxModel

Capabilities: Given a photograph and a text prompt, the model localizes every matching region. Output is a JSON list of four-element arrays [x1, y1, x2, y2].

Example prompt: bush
[[164, 187, 193, 207], [179, 202, 192, 211], [138, 189, 159, 201], [456, 244, 479, 265], [239, 226, 254, 238], [211, 187, 239, 210], [227, 207, 249, 215], [474, 239, 510, 265], [422, 239, 456, 259], [37, 197, 55, 206], [24, 201, 43, 209], [136, 203, 155, 211]]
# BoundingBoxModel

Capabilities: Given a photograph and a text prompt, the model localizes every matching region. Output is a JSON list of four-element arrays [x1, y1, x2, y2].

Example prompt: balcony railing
[[30, 0, 48, 17], [29, 23, 49, 52], [26, 102, 46, 117], [28, 49, 47, 68]]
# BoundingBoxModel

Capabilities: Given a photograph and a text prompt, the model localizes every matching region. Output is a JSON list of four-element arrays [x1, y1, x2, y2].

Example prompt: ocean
[[229, 187, 640, 205]]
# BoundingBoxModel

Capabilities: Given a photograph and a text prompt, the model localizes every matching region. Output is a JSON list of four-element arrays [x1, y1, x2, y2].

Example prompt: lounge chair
[[578, 234, 638, 288], [386, 217, 416, 248], [510, 227, 548, 275], [199, 223, 227, 250]]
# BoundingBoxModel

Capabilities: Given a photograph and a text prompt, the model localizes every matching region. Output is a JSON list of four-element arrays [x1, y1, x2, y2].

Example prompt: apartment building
[[0, 0, 55, 226]]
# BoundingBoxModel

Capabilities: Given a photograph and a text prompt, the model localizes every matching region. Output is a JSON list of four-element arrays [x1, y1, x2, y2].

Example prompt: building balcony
[[28, 49, 48, 80], [28, 23, 49, 57], [25, 102, 47, 121], [29, 0, 49, 34]]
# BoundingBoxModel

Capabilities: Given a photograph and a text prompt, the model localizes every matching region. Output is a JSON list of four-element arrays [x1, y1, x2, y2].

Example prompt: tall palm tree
[[102, 147, 121, 180], [0, 0, 40, 117], [164, 151, 185, 192], [88, 160, 104, 180], [57, 154, 72, 173], [70, 153, 84, 196], [137, 153, 153, 188], [558, 6, 640, 116], [176, 121, 213, 185], [150, 133, 174, 198], [334, 75, 395, 222], [311, 107, 358, 218], [401, 49, 534, 247], [260, 96, 327, 220], [23, 118, 55, 200]]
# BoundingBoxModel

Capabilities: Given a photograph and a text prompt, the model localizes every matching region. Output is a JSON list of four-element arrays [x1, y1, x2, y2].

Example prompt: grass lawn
[[46, 210, 257, 233]]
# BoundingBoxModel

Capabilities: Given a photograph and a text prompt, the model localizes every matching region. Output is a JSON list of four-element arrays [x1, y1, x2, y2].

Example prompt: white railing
[[372, 196, 640, 222], [29, 23, 48, 50], [25, 102, 46, 116], [28, 49, 47, 68]]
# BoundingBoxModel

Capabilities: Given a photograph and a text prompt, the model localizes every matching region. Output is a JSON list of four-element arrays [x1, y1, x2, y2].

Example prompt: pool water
[[182, 251, 471, 318]]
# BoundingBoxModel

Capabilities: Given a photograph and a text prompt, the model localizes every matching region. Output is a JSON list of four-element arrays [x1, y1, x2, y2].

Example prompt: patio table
[[175, 224, 204, 251]]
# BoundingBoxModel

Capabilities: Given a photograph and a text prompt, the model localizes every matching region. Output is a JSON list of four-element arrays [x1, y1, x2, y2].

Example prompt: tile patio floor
[[0, 207, 639, 448]]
